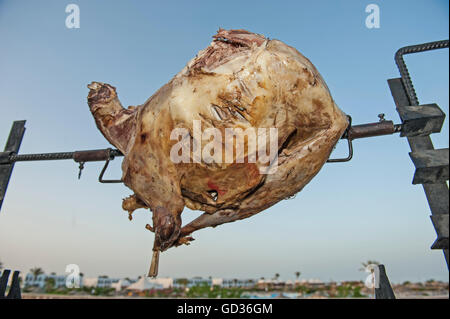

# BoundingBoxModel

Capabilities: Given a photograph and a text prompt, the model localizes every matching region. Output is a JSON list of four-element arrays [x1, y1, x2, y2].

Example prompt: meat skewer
[[87, 29, 348, 277]]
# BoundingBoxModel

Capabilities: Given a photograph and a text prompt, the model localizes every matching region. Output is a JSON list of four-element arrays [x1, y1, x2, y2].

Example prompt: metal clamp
[[327, 116, 353, 163], [98, 148, 123, 183]]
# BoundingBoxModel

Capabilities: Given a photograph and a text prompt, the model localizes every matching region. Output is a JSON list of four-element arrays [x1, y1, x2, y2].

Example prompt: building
[[24, 273, 83, 289], [173, 276, 212, 288], [221, 279, 256, 288], [82, 276, 120, 288], [188, 276, 211, 287], [298, 279, 325, 288], [111, 278, 137, 292], [148, 277, 173, 289], [173, 277, 256, 289], [126, 277, 164, 291]]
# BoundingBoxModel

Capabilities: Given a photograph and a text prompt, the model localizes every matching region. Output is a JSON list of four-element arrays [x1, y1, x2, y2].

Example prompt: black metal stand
[[388, 40, 449, 269], [375, 265, 396, 299], [0, 270, 22, 299], [0, 121, 25, 211]]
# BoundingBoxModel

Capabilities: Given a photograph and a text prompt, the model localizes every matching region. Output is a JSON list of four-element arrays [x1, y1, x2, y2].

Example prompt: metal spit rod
[[0, 120, 403, 166]]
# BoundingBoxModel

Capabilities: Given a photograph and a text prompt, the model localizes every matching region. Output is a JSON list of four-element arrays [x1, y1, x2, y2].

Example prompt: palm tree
[[359, 260, 380, 272], [295, 271, 301, 281], [274, 273, 280, 281], [176, 278, 189, 287], [30, 267, 44, 279]]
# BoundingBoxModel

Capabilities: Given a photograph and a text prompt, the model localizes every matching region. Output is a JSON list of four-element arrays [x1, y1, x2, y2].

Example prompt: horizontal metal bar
[[2, 121, 401, 166], [3, 148, 123, 164], [73, 149, 119, 163], [346, 120, 400, 140]]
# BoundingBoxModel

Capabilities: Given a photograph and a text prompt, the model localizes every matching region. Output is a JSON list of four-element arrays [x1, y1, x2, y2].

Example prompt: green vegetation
[[294, 282, 367, 298], [44, 277, 55, 293], [352, 287, 364, 298], [33, 285, 115, 297], [185, 283, 245, 298]]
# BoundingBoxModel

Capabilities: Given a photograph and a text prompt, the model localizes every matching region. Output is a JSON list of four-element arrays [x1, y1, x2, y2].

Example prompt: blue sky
[[0, 0, 448, 282]]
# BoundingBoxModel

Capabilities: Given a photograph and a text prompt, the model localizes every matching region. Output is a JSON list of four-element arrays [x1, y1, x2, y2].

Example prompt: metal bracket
[[409, 148, 449, 184], [430, 214, 449, 250], [98, 148, 123, 183], [327, 116, 353, 163], [397, 103, 446, 137], [327, 137, 353, 163]]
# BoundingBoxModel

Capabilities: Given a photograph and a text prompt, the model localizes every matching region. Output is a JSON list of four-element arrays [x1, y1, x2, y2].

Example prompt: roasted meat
[[87, 29, 348, 276]]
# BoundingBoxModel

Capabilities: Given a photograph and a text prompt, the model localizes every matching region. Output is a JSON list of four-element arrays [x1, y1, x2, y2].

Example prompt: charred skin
[[87, 29, 349, 277]]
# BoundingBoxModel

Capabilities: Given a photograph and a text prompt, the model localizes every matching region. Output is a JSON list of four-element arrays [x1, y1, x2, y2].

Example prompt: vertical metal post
[[375, 265, 396, 299], [388, 79, 449, 268], [0, 270, 22, 299], [0, 120, 26, 211]]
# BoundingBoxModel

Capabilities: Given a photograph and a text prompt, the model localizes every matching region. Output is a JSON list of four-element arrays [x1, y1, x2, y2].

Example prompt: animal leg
[[122, 194, 148, 221], [179, 209, 243, 237]]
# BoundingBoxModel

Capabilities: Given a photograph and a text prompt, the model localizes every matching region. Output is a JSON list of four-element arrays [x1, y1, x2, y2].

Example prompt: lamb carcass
[[86, 29, 348, 276]]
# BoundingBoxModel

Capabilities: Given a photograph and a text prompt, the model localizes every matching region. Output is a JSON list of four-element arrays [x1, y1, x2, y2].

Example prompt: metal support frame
[[388, 40, 449, 268], [375, 265, 396, 299], [0, 121, 25, 210], [0, 269, 22, 299]]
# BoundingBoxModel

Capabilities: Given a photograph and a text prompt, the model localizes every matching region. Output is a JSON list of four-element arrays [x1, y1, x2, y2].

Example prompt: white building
[[188, 277, 211, 287], [82, 276, 120, 288], [173, 277, 212, 288], [298, 278, 325, 286], [82, 277, 99, 288], [221, 279, 256, 288], [126, 277, 163, 291], [111, 278, 137, 292], [173, 277, 256, 289], [24, 273, 83, 289], [149, 277, 173, 289]]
